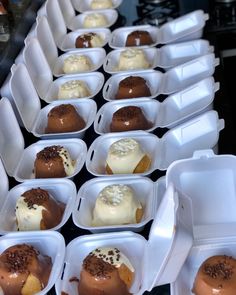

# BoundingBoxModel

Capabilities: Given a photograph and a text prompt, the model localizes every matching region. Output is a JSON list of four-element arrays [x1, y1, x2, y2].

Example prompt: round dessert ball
[[92, 184, 143, 226], [192, 255, 236, 295], [63, 54, 93, 74], [34, 145, 75, 178], [117, 48, 150, 71], [83, 13, 108, 28], [75, 32, 103, 48], [45, 104, 86, 134], [106, 138, 151, 174], [125, 30, 154, 46], [0, 243, 52, 295], [110, 106, 152, 132], [78, 247, 134, 295], [90, 0, 113, 9], [115, 76, 151, 99], [58, 80, 91, 100], [15, 188, 65, 231]]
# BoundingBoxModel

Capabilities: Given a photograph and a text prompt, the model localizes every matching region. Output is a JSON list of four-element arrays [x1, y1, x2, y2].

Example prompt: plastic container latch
[[193, 149, 215, 159]]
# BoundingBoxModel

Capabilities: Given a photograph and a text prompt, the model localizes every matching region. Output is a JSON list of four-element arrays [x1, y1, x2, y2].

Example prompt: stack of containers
[[0, 0, 227, 294]]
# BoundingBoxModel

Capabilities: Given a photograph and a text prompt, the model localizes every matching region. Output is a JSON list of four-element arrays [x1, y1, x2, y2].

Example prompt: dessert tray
[[0, 1, 228, 294]]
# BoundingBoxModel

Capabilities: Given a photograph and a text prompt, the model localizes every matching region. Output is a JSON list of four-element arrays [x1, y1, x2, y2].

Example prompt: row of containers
[[0, 0, 232, 295]]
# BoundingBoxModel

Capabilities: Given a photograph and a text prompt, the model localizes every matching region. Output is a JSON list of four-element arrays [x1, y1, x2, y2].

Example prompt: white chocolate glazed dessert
[[90, 0, 113, 9], [63, 55, 93, 74], [58, 80, 91, 99], [117, 48, 150, 71], [83, 13, 108, 28], [92, 184, 143, 226]]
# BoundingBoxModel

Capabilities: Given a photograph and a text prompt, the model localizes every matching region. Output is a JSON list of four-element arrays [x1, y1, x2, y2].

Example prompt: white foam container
[[22, 38, 104, 103], [97, 77, 219, 133], [86, 112, 224, 176], [0, 231, 65, 295], [25, 16, 106, 77], [72, 0, 123, 13], [73, 175, 166, 233], [166, 150, 236, 295], [0, 98, 87, 182], [5, 63, 97, 139], [103, 53, 219, 94], [109, 25, 160, 48], [56, 182, 193, 295], [0, 178, 77, 234], [53, 48, 106, 77], [45, 0, 111, 51], [108, 10, 209, 48], [62, 6, 118, 31]]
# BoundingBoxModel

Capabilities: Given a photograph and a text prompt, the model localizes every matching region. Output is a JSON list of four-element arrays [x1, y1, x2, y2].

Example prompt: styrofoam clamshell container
[[109, 25, 160, 48], [66, 9, 118, 31], [45, 0, 111, 51], [56, 183, 193, 295], [0, 231, 65, 295], [72, 0, 123, 13], [0, 178, 77, 234], [0, 158, 8, 208], [95, 77, 219, 133], [23, 38, 105, 103], [86, 112, 224, 176], [6, 63, 97, 139], [166, 150, 236, 295], [53, 48, 106, 77], [103, 53, 219, 94], [60, 27, 111, 52], [0, 98, 87, 182], [103, 47, 159, 74], [72, 175, 166, 233]]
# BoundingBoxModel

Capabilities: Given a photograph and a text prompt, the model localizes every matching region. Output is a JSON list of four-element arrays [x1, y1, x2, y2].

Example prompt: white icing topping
[[58, 80, 90, 99], [63, 55, 92, 74], [59, 147, 75, 176], [92, 184, 142, 226], [91, 247, 135, 272], [15, 196, 45, 231], [106, 138, 145, 174], [118, 48, 150, 70], [83, 13, 108, 28], [90, 0, 113, 9]]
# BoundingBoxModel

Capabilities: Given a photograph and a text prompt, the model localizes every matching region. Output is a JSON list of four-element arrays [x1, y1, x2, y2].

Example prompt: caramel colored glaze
[[34, 146, 66, 178], [125, 30, 154, 46], [115, 76, 151, 99], [192, 255, 236, 295], [75, 33, 96, 48], [45, 104, 86, 134], [22, 188, 65, 230], [0, 244, 52, 295], [106, 154, 151, 174], [110, 106, 152, 132], [78, 255, 132, 295]]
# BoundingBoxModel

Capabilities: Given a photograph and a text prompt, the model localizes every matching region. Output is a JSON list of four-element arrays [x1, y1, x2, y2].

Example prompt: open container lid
[[0, 158, 8, 207], [23, 37, 53, 100], [0, 97, 24, 177], [158, 10, 209, 44], [9, 63, 41, 132], [33, 15, 59, 71], [56, 182, 193, 295], [166, 149, 236, 241]]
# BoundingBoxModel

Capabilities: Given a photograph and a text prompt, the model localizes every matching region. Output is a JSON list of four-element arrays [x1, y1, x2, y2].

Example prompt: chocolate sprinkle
[[22, 188, 49, 209], [36, 145, 62, 161], [204, 256, 234, 280]]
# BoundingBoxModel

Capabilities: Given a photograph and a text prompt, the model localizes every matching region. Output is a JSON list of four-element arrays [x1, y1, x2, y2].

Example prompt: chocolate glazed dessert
[[75, 32, 102, 48], [192, 255, 236, 295], [45, 104, 86, 134], [125, 30, 154, 46], [34, 145, 74, 178], [115, 76, 151, 99], [78, 247, 134, 295], [0, 244, 52, 295], [110, 106, 152, 132], [16, 188, 65, 230]]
